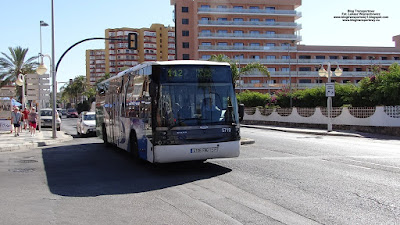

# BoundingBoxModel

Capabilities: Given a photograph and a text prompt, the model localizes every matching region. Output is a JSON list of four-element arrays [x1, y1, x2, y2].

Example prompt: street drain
[[9, 168, 36, 173]]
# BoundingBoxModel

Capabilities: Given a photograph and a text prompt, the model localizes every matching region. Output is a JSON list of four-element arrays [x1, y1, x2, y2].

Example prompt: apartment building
[[105, 24, 175, 77], [171, 0, 400, 93], [86, 49, 106, 86]]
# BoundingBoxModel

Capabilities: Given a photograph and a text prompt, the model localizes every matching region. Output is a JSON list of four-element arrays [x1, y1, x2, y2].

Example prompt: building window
[[233, 6, 243, 9], [182, 7, 188, 12], [355, 56, 362, 60], [394, 57, 400, 60], [381, 57, 388, 60], [299, 79, 312, 83], [234, 30, 243, 34], [217, 5, 227, 8], [234, 43, 244, 46], [316, 56, 325, 59], [250, 30, 260, 35], [266, 43, 275, 47], [282, 68, 290, 71], [182, 42, 189, 48], [266, 31, 276, 35], [218, 30, 228, 34], [250, 43, 260, 46], [266, 7, 276, 10], [343, 56, 349, 60], [266, 19, 275, 22], [282, 55, 290, 59], [217, 18, 228, 21], [330, 56, 338, 59], [266, 55, 276, 59], [250, 18, 260, 22], [299, 55, 311, 59], [268, 68, 276, 72], [201, 42, 211, 46], [201, 17, 210, 21], [233, 18, 244, 21], [183, 54, 190, 60], [252, 55, 260, 60], [343, 68, 350, 71], [201, 30, 211, 34], [356, 68, 362, 71], [182, 19, 189, 24], [182, 30, 189, 36], [200, 5, 210, 8], [299, 67, 312, 71], [250, 6, 260, 9], [218, 42, 228, 46], [201, 55, 211, 60]]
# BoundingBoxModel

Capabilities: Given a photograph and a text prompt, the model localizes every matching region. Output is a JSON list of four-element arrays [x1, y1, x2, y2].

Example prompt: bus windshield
[[156, 65, 238, 127]]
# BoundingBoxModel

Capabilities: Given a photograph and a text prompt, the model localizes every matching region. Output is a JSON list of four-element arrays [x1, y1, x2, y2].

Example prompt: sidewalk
[[241, 124, 365, 138], [0, 129, 73, 152]]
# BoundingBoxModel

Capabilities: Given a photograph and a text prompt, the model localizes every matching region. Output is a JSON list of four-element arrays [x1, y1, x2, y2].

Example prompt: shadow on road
[[42, 143, 231, 197]]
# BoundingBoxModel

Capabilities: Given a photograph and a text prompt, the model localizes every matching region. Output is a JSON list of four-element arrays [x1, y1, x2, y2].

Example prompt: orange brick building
[[170, 0, 400, 93]]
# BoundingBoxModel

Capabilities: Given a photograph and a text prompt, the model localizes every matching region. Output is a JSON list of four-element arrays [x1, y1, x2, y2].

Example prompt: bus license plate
[[190, 147, 218, 154]]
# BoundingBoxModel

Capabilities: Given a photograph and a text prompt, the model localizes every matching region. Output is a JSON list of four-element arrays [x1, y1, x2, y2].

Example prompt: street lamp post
[[318, 62, 342, 132], [15, 74, 25, 110], [36, 54, 54, 136], [40, 21, 49, 55], [51, 0, 57, 139]]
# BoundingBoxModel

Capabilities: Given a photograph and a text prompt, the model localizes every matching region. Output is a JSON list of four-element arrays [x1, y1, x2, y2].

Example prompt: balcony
[[198, 45, 296, 52], [198, 32, 301, 41], [235, 58, 400, 66], [198, 8, 302, 19], [296, 59, 400, 66], [240, 71, 373, 78], [198, 20, 301, 30]]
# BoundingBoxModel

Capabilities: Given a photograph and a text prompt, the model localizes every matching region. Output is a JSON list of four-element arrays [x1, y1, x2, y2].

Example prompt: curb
[[0, 133, 73, 152], [240, 138, 255, 145], [241, 124, 363, 138]]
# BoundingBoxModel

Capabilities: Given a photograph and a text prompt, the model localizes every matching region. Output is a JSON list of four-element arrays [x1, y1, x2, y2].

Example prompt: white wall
[[244, 106, 400, 127]]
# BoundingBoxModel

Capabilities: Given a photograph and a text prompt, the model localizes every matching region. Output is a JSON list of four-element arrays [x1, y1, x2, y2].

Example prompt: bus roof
[[100, 60, 231, 84]]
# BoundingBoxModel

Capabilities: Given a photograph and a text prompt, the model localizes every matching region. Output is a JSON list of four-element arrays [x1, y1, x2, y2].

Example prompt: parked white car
[[40, 108, 61, 131], [76, 111, 96, 136]]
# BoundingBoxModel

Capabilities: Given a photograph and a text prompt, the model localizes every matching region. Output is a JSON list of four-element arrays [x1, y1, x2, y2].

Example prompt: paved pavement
[[0, 124, 384, 152], [0, 129, 73, 152]]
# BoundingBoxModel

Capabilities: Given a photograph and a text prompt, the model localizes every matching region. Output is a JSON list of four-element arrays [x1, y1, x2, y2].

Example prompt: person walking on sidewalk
[[22, 107, 30, 130], [11, 107, 22, 137], [28, 107, 38, 136]]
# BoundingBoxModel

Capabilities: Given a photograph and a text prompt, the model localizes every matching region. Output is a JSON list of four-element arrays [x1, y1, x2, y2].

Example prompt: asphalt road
[[1, 124, 400, 224]]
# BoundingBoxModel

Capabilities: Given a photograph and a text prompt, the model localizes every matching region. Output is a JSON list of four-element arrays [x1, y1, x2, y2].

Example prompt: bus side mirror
[[239, 104, 244, 122]]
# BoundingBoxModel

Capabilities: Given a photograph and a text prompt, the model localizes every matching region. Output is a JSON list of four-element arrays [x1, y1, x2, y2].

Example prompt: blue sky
[[0, 0, 399, 86]]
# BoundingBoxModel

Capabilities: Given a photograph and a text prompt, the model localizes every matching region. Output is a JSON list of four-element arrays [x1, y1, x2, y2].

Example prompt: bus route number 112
[[168, 69, 183, 78]]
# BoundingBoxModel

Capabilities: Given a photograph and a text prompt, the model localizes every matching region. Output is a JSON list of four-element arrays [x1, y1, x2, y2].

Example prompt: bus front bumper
[[153, 141, 240, 163]]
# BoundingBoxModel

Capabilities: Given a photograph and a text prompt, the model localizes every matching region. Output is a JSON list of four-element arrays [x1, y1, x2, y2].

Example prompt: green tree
[[239, 62, 270, 85], [0, 47, 38, 86], [209, 54, 239, 81], [0, 47, 38, 102]]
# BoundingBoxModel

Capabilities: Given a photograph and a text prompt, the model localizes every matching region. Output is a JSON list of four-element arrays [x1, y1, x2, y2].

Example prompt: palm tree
[[0, 46, 38, 87], [209, 54, 239, 81], [239, 62, 270, 92], [0, 47, 38, 103]]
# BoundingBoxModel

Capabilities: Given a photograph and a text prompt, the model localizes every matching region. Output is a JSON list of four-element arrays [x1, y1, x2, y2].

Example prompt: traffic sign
[[325, 83, 335, 97]]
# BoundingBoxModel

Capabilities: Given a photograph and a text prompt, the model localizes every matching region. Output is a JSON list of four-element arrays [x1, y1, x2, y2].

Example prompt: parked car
[[76, 111, 96, 136], [39, 108, 61, 131], [66, 108, 78, 118]]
